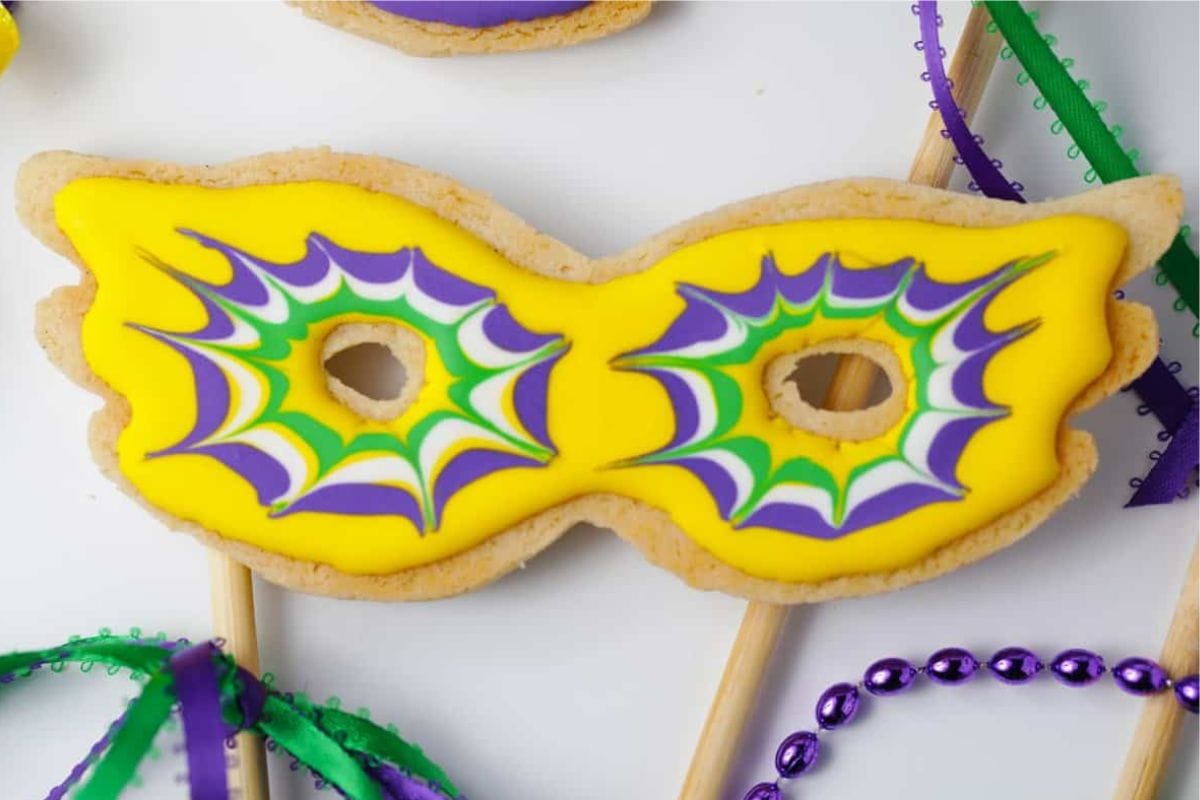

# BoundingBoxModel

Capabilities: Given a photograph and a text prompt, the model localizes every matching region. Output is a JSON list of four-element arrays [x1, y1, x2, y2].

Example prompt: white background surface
[[1, 2, 1197, 798]]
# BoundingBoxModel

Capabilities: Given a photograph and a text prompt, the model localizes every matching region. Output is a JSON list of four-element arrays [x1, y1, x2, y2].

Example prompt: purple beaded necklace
[[743, 647, 1200, 799]]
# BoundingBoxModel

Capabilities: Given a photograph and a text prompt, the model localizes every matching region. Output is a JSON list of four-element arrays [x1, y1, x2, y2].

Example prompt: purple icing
[[682, 254, 826, 322], [371, 0, 591, 28], [837, 481, 959, 531], [922, 414, 993, 487], [622, 249, 1044, 539], [739, 503, 843, 540], [186, 291, 238, 341], [136, 331, 231, 449], [771, 253, 830, 307], [904, 261, 1012, 313], [139, 274, 238, 342], [139, 232, 564, 531], [178, 231, 273, 307], [431, 449, 540, 521], [411, 248, 493, 306], [829, 256, 912, 301], [245, 234, 348, 288], [950, 336, 1022, 411], [511, 349, 565, 451], [623, 296, 730, 360], [314, 235, 412, 285], [184, 231, 497, 311], [672, 456, 742, 520], [481, 304, 559, 353], [642, 368, 702, 451], [739, 482, 957, 538], [278, 483, 425, 531], [950, 281, 1027, 353], [195, 443, 293, 506]]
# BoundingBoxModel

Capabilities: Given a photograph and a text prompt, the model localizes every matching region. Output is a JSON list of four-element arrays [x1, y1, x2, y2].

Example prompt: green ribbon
[[76, 671, 175, 800], [0, 633, 463, 800], [320, 707, 458, 792], [985, 0, 1198, 317], [258, 697, 385, 800], [0, 635, 172, 678]]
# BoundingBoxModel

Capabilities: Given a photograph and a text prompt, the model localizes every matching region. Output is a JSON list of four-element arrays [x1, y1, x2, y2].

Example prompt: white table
[[0, 3, 1196, 797]]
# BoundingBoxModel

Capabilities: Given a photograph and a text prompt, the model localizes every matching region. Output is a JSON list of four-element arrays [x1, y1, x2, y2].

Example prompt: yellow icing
[[0, 3, 18, 76], [52, 178, 1126, 583]]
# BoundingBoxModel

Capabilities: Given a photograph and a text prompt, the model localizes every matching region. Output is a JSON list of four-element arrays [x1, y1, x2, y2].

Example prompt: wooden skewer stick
[[209, 551, 271, 800], [678, 8, 1004, 799], [1112, 543, 1199, 800], [679, 602, 790, 800]]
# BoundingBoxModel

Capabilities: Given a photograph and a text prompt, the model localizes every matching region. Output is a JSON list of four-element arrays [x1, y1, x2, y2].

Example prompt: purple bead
[[925, 647, 980, 685], [863, 657, 918, 695], [1174, 674, 1199, 714], [815, 682, 860, 730], [988, 647, 1043, 684], [1050, 649, 1106, 686], [1112, 657, 1168, 696], [743, 782, 781, 800], [774, 731, 820, 778]]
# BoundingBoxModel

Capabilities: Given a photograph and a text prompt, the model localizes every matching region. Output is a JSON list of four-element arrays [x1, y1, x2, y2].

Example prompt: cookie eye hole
[[765, 339, 906, 441], [783, 351, 894, 411], [323, 322, 425, 422], [325, 343, 407, 400]]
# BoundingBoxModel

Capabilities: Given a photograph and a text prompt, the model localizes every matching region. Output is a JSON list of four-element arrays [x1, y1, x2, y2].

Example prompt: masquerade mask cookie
[[18, 149, 1180, 601], [292, 1, 651, 57]]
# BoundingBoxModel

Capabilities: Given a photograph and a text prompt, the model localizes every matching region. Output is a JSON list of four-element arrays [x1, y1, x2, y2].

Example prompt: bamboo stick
[[678, 8, 1004, 798], [679, 603, 790, 800], [1112, 544, 1199, 800], [209, 551, 270, 800]]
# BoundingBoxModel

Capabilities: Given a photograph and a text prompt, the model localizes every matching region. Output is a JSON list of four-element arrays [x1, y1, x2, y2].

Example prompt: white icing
[[824, 292, 892, 313], [894, 286, 961, 326], [843, 458, 955, 519], [658, 366, 718, 447], [924, 361, 975, 413], [307, 453, 422, 494], [928, 298, 982, 364], [228, 253, 291, 324], [333, 245, 410, 302], [467, 366, 527, 445], [400, 263, 484, 326], [457, 305, 546, 369], [656, 296, 747, 359], [687, 445, 756, 517], [218, 314, 262, 348], [416, 415, 510, 486], [277, 254, 346, 305]]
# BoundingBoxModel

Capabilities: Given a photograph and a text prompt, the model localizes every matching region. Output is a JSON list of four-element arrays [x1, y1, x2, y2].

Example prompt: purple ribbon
[[916, 1, 1023, 201], [371, 763, 458, 800], [1126, 364, 1198, 505], [1128, 403, 1199, 506], [917, 0, 1198, 504], [233, 666, 266, 733], [44, 714, 125, 800], [1129, 358, 1194, 431], [169, 643, 230, 800]]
